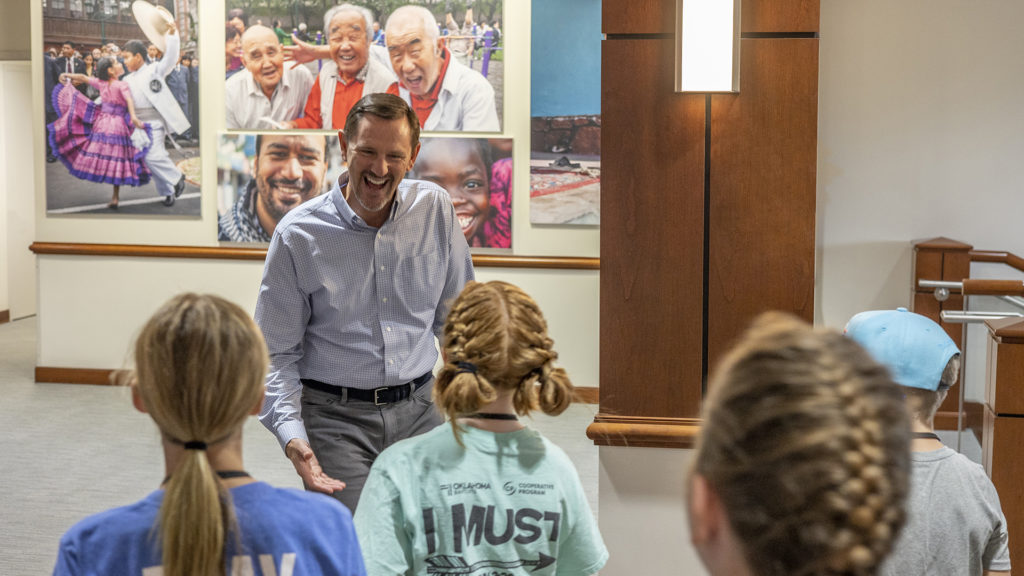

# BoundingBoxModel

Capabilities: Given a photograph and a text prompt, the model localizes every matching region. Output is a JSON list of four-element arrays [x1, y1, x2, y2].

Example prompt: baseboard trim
[[36, 366, 116, 386], [0, 310, 9, 324], [574, 386, 599, 404], [36, 367, 602, 404]]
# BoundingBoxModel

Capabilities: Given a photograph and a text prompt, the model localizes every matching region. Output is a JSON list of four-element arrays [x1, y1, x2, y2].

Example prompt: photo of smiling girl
[[411, 137, 512, 249]]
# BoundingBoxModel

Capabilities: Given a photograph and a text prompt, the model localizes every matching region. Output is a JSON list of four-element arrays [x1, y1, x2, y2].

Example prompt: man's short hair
[[903, 355, 960, 424], [254, 134, 328, 159], [343, 93, 420, 150], [386, 5, 440, 44], [323, 4, 374, 41], [123, 40, 148, 59], [62, 41, 74, 49]]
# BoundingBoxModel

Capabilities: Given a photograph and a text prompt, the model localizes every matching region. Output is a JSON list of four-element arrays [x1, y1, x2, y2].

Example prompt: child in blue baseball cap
[[846, 307, 1011, 575]]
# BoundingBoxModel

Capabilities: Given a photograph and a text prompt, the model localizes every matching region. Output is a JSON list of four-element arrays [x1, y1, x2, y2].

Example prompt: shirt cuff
[[276, 419, 309, 452]]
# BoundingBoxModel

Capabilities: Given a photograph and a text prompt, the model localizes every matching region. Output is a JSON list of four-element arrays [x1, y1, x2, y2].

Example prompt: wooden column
[[590, 0, 819, 447], [910, 237, 972, 429], [983, 318, 1024, 570]]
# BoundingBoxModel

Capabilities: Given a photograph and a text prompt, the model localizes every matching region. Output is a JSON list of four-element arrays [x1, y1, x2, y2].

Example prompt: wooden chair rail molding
[[586, 415, 701, 449], [971, 250, 1024, 273], [28, 242, 600, 270]]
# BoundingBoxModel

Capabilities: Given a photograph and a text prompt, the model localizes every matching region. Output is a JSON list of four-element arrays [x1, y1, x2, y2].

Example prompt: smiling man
[[218, 134, 327, 242], [225, 25, 313, 130], [290, 4, 397, 130], [256, 93, 474, 512], [385, 5, 499, 132]]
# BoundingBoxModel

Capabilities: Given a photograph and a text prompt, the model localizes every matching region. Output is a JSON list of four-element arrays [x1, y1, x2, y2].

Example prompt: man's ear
[[408, 140, 421, 167], [688, 473, 723, 548], [131, 385, 148, 414], [337, 130, 348, 164]]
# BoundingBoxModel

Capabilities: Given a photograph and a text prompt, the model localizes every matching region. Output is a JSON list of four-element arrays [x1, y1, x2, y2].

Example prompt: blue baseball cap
[[844, 308, 960, 391]]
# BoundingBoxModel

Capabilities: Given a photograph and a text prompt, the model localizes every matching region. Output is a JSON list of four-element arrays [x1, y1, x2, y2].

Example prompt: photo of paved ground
[[45, 143, 200, 216], [529, 153, 599, 225]]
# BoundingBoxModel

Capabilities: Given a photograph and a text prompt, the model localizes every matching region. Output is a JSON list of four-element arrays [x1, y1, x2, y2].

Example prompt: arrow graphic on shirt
[[425, 553, 556, 574]]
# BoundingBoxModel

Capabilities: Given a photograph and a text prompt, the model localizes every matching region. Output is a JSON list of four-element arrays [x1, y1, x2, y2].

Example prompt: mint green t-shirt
[[354, 424, 608, 576]]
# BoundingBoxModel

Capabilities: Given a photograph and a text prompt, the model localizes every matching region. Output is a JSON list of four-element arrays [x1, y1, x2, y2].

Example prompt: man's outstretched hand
[[285, 438, 346, 494], [284, 34, 330, 68]]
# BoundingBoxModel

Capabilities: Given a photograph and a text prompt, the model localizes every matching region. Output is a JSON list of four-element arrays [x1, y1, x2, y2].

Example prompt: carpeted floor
[[0, 316, 599, 574]]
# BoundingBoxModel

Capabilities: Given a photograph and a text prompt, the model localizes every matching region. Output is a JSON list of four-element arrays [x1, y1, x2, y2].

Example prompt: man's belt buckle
[[373, 387, 389, 406]]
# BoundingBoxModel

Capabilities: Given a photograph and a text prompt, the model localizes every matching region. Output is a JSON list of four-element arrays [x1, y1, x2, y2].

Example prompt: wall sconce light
[[676, 0, 741, 93]]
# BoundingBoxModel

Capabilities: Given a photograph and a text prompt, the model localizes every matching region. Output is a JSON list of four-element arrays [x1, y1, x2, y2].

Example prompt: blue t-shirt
[[355, 425, 608, 576], [53, 481, 366, 576]]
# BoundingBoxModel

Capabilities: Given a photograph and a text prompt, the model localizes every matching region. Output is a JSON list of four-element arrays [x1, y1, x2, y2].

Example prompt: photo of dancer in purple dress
[[47, 57, 152, 210]]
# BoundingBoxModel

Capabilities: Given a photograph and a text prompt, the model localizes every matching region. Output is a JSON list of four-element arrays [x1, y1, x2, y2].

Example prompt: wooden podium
[[983, 317, 1024, 570]]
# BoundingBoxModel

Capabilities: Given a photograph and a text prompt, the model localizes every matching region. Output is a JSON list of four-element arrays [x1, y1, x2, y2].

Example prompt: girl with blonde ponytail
[[53, 293, 366, 576], [354, 281, 607, 576], [687, 312, 913, 576]]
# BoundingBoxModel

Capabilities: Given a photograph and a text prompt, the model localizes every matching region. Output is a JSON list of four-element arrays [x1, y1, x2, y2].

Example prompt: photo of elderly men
[[43, 0, 200, 216], [223, 1, 503, 133], [217, 133, 340, 243]]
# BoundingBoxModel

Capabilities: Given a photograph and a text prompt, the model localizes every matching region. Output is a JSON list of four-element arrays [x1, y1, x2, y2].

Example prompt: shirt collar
[[331, 58, 369, 86], [244, 67, 290, 100], [330, 171, 406, 228]]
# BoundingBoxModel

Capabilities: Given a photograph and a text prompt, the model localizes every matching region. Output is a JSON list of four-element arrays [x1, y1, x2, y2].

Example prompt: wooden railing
[[911, 238, 1024, 432], [971, 249, 1024, 273]]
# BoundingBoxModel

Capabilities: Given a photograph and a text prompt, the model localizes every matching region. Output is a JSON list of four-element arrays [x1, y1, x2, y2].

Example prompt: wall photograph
[[529, 0, 600, 226], [43, 0, 200, 216], [218, 133, 512, 250], [223, 1, 504, 133]]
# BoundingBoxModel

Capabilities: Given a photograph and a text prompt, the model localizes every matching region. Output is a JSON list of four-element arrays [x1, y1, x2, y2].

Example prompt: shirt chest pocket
[[395, 252, 444, 310]]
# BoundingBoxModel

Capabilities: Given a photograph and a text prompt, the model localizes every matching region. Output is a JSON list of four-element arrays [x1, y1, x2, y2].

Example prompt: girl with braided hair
[[688, 312, 913, 576], [354, 281, 607, 576], [53, 294, 366, 576]]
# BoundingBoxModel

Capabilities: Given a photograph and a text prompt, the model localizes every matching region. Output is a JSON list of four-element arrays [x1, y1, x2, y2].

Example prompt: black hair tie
[[455, 361, 478, 375], [183, 441, 208, 451]]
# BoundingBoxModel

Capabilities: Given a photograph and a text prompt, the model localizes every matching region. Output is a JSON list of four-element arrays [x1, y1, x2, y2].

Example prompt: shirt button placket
[[377, 230, 396, 382]]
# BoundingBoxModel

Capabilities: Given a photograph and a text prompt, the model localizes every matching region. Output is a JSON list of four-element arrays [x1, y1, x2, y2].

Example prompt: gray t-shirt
[[881, 446, 1011, 575]]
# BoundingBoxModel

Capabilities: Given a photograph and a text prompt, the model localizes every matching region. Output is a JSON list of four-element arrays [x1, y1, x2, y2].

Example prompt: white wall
[[0, 60, 38, 319], [599, 446, 706, 575], [816, 0, 1024, 329], [0, 65, 8, 316], [1, 61, 37, 320]]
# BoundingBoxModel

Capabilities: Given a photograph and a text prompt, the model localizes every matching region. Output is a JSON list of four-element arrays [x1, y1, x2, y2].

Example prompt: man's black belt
[[301, 372, 433, 406]]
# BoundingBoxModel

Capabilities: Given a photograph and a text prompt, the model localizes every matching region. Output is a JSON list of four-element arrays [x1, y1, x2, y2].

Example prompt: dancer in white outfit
[[122, 22, 190, 206]]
